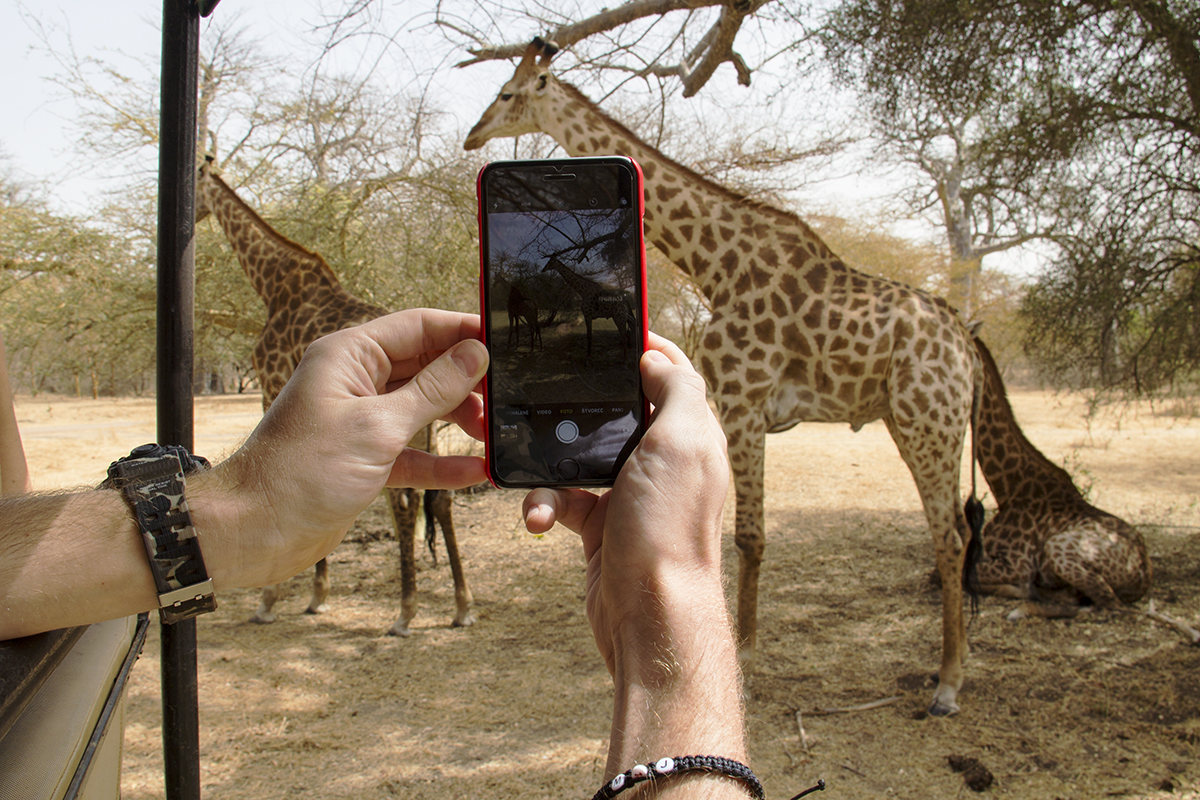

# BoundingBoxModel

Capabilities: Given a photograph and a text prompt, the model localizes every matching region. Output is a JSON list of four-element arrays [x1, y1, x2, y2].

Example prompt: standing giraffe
[[972, 335, 1151, 615], [541, 254, 633, 357], [507, 282, 542, 350], [195, 159, 474, 635], [466, 39, 984, 715]]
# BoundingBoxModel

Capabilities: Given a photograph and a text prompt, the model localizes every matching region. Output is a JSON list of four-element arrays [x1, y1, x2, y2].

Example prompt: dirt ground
[[14, 387, 1200, 799]]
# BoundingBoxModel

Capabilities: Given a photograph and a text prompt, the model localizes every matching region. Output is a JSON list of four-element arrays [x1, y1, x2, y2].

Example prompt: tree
[[812, 0, 1070, 318], [0, 171, 156, 396], [812, 0, 1200, 391]]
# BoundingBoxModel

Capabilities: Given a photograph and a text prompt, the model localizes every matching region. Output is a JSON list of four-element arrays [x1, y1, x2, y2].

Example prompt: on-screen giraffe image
[[195, 158, 474, 636], [541, 254, 634, 356], [466, 39, 985, 716], [972, 334, 1151, 615], [506, 282, 542, 351]]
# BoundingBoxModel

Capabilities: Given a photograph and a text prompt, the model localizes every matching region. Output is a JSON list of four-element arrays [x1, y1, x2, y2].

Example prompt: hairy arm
[[525, 337, 749, 798], [0, 309, 488, 641]]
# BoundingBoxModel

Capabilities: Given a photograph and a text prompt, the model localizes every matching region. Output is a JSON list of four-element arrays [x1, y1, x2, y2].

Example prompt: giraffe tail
[[424, 489, 440, 566], [962, 331, 986, 615]]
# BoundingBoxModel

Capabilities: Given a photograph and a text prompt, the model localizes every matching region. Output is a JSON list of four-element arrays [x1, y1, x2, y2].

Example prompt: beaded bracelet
[[590, 755, 764, 800]]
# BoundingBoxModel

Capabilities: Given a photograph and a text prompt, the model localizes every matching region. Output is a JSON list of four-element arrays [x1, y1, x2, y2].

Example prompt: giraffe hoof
[[249, 611, 277, 624], [305, 603, 330, 615], [452, 612, 477, 629], [927, 695, 960, 717], [387, 622, 414, 637]]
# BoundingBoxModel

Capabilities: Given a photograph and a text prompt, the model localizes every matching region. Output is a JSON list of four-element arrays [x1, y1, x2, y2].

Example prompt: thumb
[[639, 347, 709, 416], [386, 339, 489, 434]]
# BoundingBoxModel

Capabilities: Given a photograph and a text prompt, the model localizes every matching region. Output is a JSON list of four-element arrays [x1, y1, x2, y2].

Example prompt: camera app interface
[[483, 163, 643, 485]]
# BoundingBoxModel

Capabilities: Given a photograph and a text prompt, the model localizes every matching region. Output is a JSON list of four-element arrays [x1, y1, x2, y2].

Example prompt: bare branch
[[451, 0, 727, 68]]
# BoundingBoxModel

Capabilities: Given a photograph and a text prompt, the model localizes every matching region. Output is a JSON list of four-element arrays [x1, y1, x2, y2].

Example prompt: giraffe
[[507, 282, 542, 350], [466, 39, 985, 716], [541, 254, 633, 357], [195, 159, 474, 635], [972, 334, 1151, 616]]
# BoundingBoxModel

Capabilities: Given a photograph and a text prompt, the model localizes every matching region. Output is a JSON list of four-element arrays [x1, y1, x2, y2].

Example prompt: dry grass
[[14, 387, 1200, 799]]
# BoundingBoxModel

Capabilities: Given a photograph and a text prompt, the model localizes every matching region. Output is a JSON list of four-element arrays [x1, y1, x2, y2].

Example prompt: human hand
[[521, 333, 730, 675], [200, 308, 489, 589]]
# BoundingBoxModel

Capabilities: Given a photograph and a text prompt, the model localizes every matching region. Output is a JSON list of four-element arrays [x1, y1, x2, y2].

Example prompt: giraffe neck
[[551, 261, 597, 298], [535, 78, 840, 303], [974, 339, 1079, 505], [198, 175, 343, 316]]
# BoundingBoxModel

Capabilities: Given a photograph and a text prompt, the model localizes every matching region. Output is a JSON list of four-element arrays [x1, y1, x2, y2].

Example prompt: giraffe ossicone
[[195, 158, 475, 635], [466, 39, 986, 716]]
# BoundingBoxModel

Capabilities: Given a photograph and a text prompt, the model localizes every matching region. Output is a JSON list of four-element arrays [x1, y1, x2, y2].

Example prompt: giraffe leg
[[886, 417, 970, 717], [1042, 533, 1124, 608], [429, 489, 476, 628], [928, 503, 971, 717], [726, 418, 767, 671], [251, 584, 282, 624], [306, 558, 330, 614], [387, 487, 420, 637]]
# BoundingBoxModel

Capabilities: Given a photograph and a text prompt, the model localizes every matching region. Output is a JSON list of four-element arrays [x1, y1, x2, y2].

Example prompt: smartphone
[[477, 156, 649, 488]]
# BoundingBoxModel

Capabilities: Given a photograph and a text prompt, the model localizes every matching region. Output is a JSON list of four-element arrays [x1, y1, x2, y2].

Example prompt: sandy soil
[[13, 387, 1200, 800]]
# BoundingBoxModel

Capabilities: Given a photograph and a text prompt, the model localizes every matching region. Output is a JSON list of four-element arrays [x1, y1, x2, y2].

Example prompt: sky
[[0, 1, 1045, 277], [0, 0, 512, 217]]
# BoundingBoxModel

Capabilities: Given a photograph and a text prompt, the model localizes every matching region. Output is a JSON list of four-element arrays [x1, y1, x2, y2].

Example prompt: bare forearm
[[0, 471, 250, 640], [0, 489, 157, 639], [607, 581, 749, 799]]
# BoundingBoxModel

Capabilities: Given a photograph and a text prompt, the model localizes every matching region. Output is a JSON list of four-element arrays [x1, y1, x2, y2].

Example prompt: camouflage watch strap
[[105, 444, 216, 624]]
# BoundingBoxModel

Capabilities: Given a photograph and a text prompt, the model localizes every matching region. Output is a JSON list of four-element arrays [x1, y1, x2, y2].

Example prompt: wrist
[[186, 464, 267, 591], [607, 579, 746, 778]]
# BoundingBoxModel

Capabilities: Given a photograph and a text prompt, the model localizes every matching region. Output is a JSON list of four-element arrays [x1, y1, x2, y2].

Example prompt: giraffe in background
[[507, 282, 542, 350], [466, 39, 984, 715], [541, 254, 633, 356], [972, 335, 1151, 616], [195, 158, 474, 636]]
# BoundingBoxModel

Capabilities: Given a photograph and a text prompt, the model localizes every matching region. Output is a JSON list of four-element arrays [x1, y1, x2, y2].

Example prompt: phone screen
[[478, 157, 648, 488]]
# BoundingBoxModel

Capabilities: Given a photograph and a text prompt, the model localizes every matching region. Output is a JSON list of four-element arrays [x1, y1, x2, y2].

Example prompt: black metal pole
[[157, 1, 200, 798]]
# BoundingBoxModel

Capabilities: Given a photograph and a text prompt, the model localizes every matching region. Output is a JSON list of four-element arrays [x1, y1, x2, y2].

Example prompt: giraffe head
[[195, 155, 218, 223], [463, 38, 559, 151]]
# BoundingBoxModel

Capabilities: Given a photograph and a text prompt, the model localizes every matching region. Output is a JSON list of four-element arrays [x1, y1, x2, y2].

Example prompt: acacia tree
[[811, 0, 1200, 391], [811, 0, 1073, 319], [0, 172, 156, 396]]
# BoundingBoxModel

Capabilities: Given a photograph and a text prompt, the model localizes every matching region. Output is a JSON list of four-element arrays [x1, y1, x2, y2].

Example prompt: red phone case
[[476, 157, 649, 489]]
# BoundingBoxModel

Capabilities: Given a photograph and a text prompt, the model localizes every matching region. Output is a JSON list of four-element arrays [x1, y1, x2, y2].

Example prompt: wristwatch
[[102, 443, 217, 624]]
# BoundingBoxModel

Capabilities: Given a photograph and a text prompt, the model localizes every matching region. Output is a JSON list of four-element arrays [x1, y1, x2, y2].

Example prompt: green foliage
[[815, 0, 1200, 391], [0, 181, 156, 396]]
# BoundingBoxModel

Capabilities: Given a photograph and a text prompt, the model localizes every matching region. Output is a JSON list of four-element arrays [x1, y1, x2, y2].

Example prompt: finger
[[357, 309, 481, 375], [388, 448, 487, 490], [444, 391, 486, 442], [381, 339, 489, 437], [639, 344, 710, 417], [522, 487, 602, 536]]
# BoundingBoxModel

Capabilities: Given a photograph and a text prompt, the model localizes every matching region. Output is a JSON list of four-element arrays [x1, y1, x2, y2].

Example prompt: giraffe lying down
[[972, 336, 1152, 619]]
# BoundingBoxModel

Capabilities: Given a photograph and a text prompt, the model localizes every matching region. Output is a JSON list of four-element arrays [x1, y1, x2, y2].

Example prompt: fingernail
[[451, 340, 488, 378], [644, 350, 670, 364]]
